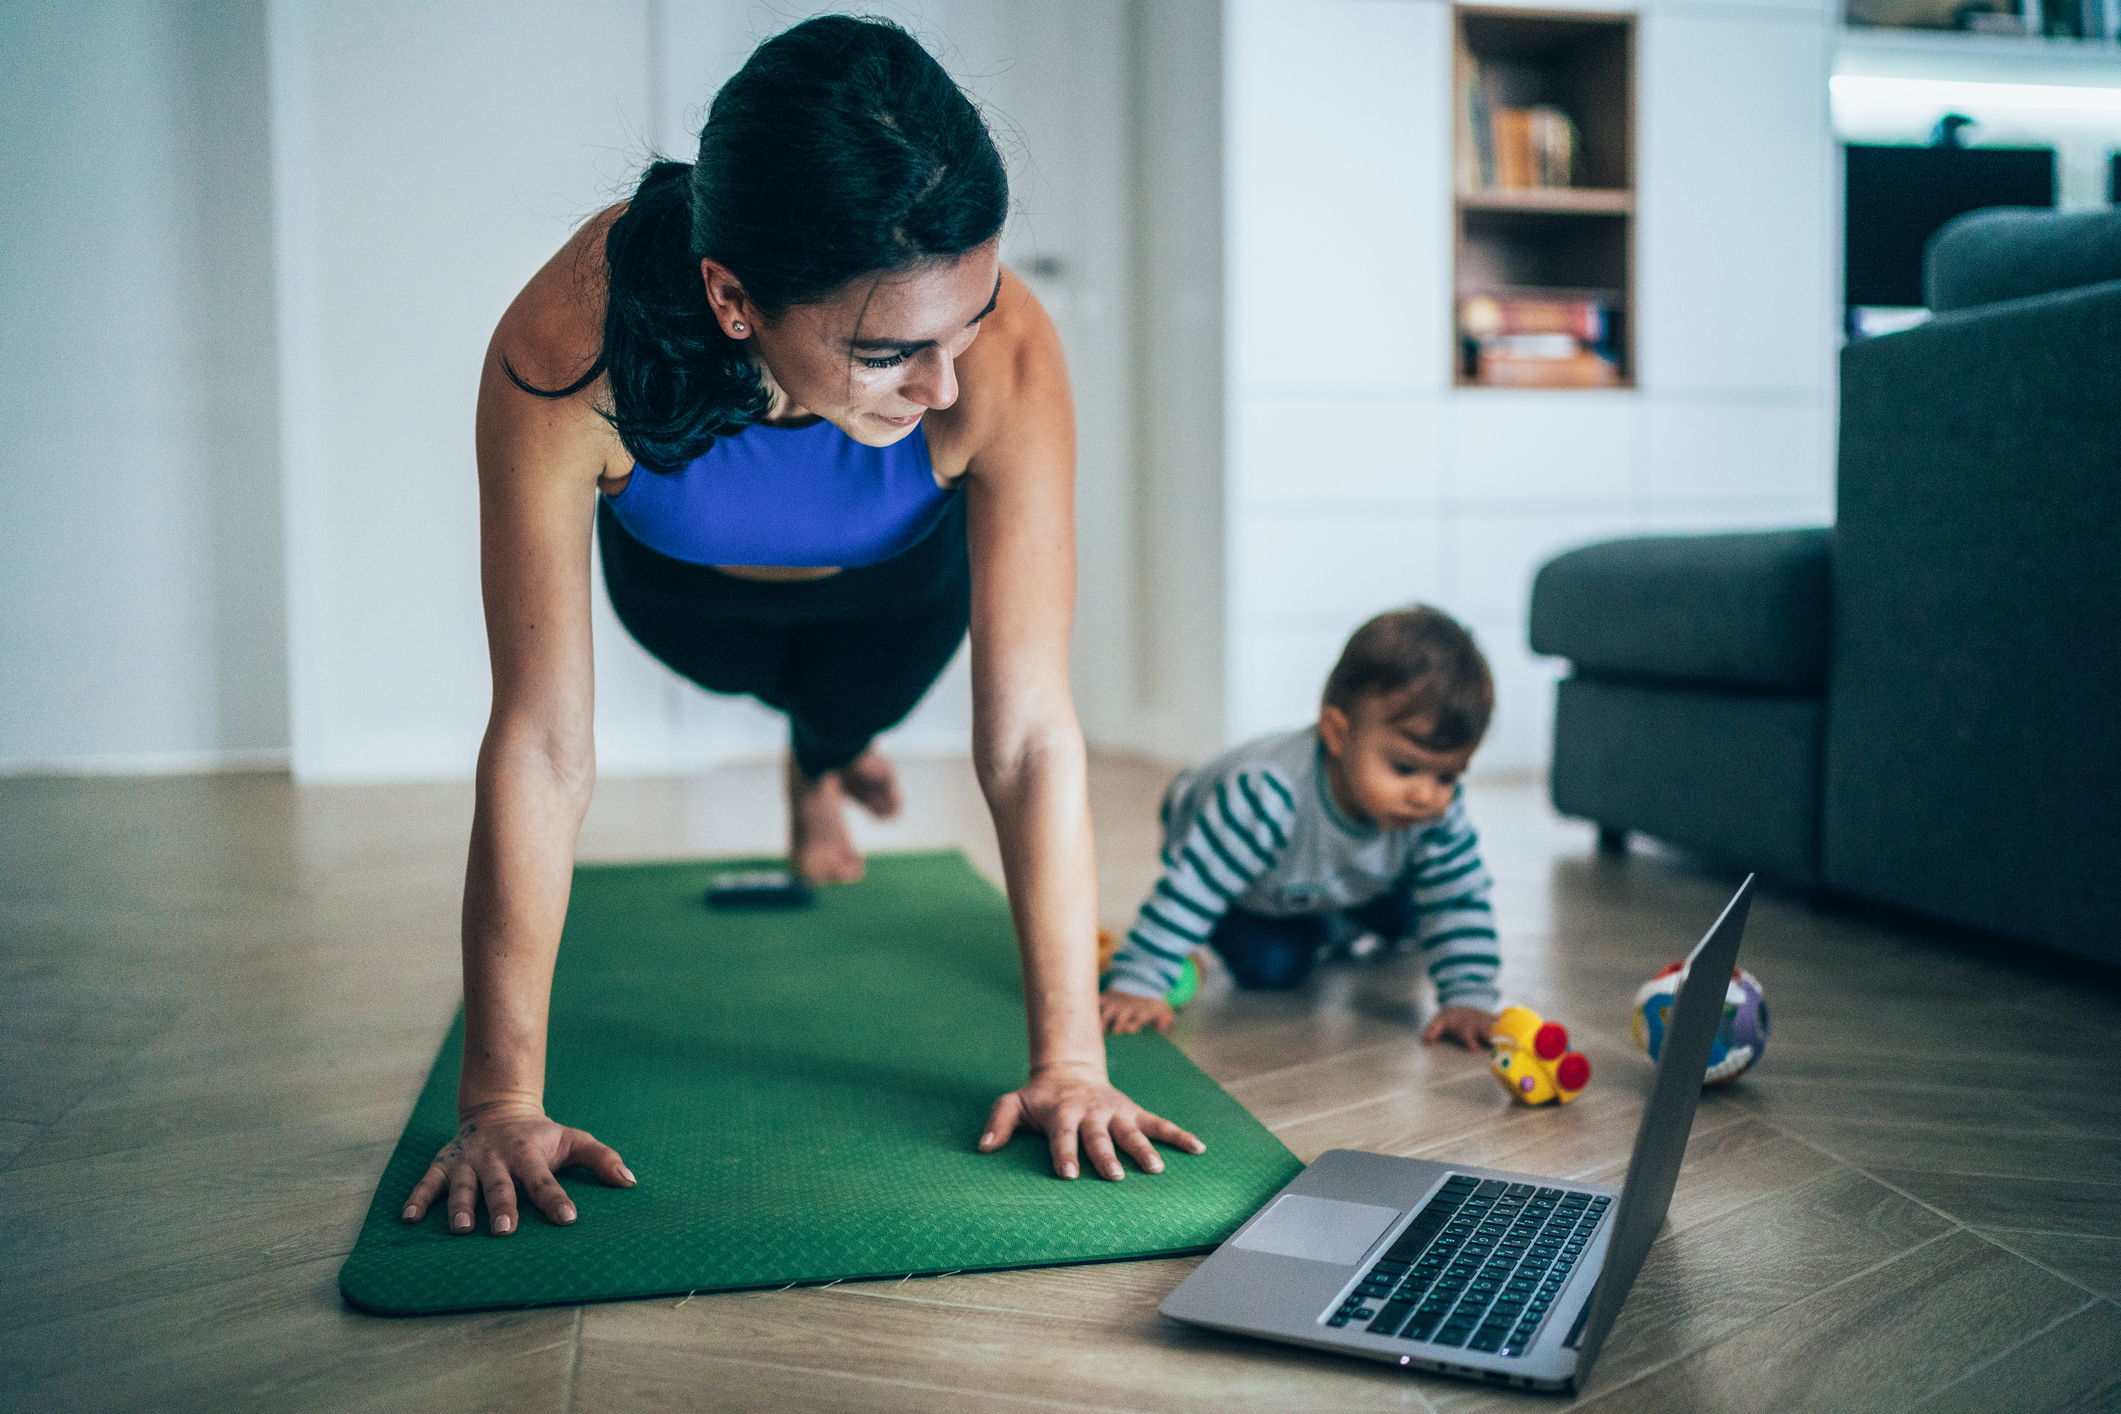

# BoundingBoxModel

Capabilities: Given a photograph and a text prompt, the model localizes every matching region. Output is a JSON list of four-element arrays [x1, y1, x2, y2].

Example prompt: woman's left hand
[[977, 1062, 1205, 1180]]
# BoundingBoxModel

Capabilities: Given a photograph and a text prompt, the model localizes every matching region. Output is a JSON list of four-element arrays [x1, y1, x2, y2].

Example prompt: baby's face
[[1319, 699, 1476, 833]]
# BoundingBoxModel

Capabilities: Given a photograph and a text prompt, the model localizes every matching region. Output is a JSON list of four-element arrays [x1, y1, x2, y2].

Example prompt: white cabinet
[[1221, 0, 1837, 772]]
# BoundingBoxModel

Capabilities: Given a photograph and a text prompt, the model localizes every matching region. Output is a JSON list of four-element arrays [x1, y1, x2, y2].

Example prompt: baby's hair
[[1322, 606, 1494, 753]]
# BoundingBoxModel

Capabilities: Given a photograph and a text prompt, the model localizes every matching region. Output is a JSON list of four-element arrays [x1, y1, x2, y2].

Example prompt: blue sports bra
[[603, 418, 952, 568]]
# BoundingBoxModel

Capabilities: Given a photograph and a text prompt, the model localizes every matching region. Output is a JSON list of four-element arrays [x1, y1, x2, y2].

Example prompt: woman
[[398, 16, 1202, 1238]]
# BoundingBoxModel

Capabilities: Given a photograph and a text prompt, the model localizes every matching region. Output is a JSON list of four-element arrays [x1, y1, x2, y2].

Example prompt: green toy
[[1099, 928, 1200, 1008]]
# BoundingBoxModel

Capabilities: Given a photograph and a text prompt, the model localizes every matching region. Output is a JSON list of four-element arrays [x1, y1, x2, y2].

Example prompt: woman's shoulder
[[932, 265, 1069, 465], [486, 205, 623, 399]]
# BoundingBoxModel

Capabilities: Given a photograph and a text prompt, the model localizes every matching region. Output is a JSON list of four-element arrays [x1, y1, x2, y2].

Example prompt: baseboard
[[0, 748, 293, 778]]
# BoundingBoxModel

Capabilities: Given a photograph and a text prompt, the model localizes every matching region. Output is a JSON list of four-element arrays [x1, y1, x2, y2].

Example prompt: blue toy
[[1631, 963, 1769, 1085]]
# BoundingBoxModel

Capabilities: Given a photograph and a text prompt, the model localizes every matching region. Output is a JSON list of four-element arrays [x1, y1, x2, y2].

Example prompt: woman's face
[[701, 239, 1003, 447]]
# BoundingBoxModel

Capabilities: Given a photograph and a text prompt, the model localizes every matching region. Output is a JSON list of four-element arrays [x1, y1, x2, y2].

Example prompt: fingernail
[[1147, 1159, 1165, 1174], [494, 1214, 513, 1234], [402, 1205, 419, 1221], [1061, 1162, 1078, 1179], [559, 1204, 577, 1224], [1106, 1165, 1123, 1180], [619, 1166, 636, 1185], [978, 1133, 994, 1150], [452, 1213, 472, 1232]]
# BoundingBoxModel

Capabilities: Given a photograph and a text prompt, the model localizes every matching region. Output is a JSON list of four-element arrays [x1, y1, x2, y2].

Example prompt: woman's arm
[[962, 277, 1203, 1179], [400, 232, 636, 1234]]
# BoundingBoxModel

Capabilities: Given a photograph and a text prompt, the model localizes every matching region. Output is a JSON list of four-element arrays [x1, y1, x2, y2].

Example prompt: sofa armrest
[[1530, 529, 1831, 693], [1825, 275, 2121, 955]]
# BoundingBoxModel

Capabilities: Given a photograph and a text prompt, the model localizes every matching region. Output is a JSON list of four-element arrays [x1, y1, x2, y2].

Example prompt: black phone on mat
[[705, 869, 814, 909]]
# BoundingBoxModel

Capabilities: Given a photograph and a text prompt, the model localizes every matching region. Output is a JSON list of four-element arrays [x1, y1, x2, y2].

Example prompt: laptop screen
[[1567, 876, 1755, 1372]]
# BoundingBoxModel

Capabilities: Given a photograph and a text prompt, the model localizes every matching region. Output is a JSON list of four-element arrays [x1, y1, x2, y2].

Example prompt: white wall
[[1129, 0, 1229, 764], [271, 0, 659, 781], [1223, 0, 1839, 774], [1, 0, 288, 774]]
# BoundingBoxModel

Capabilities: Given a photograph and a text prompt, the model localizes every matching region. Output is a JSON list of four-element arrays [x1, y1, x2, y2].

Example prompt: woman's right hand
[[400, 1102, 635, 1235]]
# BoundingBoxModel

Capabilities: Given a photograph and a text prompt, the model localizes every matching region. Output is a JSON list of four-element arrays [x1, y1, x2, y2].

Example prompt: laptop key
[[1369, 1301, 1415, 1337]]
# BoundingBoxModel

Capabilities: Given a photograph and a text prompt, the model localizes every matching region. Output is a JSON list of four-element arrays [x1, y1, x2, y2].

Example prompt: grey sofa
[[1528, 208, 2121, 967]]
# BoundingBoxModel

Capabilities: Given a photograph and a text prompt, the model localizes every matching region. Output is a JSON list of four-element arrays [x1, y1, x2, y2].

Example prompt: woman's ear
[[699, 259, 754, 340], [1318, 703, 1352, 758]]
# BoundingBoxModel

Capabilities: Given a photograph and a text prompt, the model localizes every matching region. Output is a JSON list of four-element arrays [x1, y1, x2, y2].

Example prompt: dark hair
[[1322, 606, 1495, 753], [510, 15, 1009, 467]]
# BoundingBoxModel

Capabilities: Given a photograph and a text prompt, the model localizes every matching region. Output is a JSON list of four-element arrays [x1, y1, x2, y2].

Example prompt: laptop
[[1159, 876, 1757, 1394]]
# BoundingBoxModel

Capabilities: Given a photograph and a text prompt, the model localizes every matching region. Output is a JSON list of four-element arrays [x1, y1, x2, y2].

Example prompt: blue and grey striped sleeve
[[1408, 798, 1501, 1010], [1105, 769, 1298, 999]]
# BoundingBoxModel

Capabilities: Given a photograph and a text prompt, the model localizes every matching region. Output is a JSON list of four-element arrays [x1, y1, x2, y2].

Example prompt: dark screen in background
[[1843, 144, 2056, 308]]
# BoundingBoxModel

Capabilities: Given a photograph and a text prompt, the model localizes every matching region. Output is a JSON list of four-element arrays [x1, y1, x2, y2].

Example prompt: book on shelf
[[1457, 56, 1580, 190], [1457, 48, 1493, 192], [1460, 294, 1607, 342], [1492, 105, 1577, 189], [1847, 0, 2118, 35], [1458, 294, 1620, 387], [1479, 349, 1621, 387]]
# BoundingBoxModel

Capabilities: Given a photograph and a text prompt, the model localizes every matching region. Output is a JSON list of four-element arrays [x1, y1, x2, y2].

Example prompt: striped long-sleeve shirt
[[1105, 727, 1501, 1010]]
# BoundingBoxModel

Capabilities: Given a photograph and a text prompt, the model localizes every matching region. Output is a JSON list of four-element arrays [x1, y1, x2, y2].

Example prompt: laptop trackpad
[[1230, 1194, 1400, 1265]]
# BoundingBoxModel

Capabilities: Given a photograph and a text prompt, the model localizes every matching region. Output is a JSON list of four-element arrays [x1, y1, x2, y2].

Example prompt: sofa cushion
[[1530, 529, 1831, 693], [1550, 677, 1822, 885], [1926, 208, 2121, 313]]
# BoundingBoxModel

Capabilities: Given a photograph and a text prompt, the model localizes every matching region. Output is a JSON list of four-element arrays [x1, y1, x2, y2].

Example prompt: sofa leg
[[1596, 826, 1630, 856]]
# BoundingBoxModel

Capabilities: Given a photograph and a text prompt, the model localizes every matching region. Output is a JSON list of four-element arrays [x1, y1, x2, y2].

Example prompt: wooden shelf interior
[[1458, 9, 1633, 191], [1453, 6, 1636, 389], [1458, 187, 1632, 214]]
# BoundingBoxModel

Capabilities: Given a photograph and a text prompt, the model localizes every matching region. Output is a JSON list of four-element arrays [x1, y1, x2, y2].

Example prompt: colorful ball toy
[[1631, 963, 1769, 1084], [1488, 1006, 1592, 1105]]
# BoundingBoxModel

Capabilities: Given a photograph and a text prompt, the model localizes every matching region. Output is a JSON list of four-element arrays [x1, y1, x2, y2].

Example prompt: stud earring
[[732, 321, 746, 334]]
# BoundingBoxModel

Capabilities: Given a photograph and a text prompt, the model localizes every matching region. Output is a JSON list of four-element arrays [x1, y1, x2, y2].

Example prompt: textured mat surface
[[339, 851, 1302, 1315]]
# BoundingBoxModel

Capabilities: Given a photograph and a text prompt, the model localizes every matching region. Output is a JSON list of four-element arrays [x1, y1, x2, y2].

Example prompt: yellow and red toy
[[1488, 1006, 1592, 1104]]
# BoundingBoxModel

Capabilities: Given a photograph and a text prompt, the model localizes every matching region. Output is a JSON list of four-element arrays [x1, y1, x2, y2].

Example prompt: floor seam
[[1967, 1223, 2121, 1242], [1906, 1296, 2101, 1408], [561, 1305, 583, 1414], [1223, 1036, 1451, 1094], [1731, 1110, 2121, 1303], [1570, 1227, 1960, 1408], [828, 1285, 1121, 1327], [1958, 1229, 2119, 1304], [639, 1352, 1153, 1413]]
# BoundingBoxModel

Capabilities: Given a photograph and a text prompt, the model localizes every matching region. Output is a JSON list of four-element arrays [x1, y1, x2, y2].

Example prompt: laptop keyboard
[[1324, 1175, 1611, 1358]]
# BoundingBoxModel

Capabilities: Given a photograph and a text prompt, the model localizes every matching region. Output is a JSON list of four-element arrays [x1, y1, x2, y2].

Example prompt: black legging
[[596, 491, 971, 777]]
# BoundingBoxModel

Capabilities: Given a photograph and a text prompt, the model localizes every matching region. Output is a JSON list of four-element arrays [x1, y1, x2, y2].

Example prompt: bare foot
[[788, 759, 865, 883], [839, 747, 902, 820]]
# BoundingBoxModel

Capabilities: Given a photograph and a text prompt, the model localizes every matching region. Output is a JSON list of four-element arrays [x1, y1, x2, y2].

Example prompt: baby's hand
[[1423, 1005, 1499, 1051], [1100, 989, 1177, 1035]]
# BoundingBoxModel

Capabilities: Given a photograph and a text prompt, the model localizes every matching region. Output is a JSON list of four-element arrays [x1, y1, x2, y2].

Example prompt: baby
[[1100, 605, 1502, 1049]]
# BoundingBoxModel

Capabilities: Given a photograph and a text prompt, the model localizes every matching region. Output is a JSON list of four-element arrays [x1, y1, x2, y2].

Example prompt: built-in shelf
[[1453, 6, 1636, 390], [1458, 187, 1633, 215], [1837, 22, 2121, 82]]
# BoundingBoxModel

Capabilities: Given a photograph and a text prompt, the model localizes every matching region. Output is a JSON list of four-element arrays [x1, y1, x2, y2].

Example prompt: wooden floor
[[4, 756, 2119, 1412]]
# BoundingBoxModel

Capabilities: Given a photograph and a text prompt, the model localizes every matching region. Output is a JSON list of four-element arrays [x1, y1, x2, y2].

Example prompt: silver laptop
[[1160, 876, 1756, 1394]]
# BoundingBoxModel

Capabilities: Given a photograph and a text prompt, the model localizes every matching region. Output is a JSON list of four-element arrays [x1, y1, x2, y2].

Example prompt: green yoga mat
[[339, 850, 1302, 1315]]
